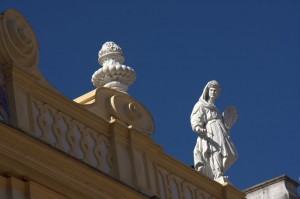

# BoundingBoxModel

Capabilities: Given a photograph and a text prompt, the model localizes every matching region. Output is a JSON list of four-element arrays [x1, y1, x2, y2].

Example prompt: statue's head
[[204, 80, 221, 101]]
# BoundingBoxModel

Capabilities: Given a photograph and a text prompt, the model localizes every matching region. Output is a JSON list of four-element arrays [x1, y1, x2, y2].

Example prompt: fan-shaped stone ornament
[[0, 9, 39, 68], [223, 105, 238, 130]]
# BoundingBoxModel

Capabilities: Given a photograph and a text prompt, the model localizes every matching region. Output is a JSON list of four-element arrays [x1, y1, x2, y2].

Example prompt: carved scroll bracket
[[0, 9, 39, 73], [0, 9, 59, 94], [77, 87, 155, 135]]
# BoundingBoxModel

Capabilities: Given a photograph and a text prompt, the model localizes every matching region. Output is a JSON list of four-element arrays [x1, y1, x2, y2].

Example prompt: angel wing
[[222, 105, 238, 130]]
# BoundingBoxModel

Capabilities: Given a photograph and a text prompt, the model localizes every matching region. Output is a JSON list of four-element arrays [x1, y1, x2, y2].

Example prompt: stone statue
[[190, 80, 238, 183]]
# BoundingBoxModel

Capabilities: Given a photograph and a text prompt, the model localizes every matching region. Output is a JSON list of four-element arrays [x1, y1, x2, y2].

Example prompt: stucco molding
[[0, 122, 149, 199]]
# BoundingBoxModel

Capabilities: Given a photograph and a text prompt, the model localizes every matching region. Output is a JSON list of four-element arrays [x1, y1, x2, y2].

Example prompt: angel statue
[[190, 80, 238, 183]]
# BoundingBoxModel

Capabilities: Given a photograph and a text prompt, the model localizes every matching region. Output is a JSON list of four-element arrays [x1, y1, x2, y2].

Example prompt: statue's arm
[[191, 105, 206, 135]]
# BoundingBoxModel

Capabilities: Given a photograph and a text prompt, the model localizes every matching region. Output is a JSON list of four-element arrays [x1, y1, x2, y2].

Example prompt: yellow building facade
[[0, 9, 245, 199]]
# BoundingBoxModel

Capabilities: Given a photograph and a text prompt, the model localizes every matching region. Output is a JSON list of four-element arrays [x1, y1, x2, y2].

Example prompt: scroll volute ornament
[[82, 88, 155, 135], [110, 94, 154, 135], [0, 9, 39, 69]]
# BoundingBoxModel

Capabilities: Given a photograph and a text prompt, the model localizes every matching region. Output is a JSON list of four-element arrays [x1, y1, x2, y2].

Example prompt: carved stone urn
[[91, 42, 136, 93]]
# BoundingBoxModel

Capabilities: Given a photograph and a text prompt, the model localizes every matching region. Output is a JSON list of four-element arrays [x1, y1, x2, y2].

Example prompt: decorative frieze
[[157, 167, 218, 199], [32, 98, 113, 175]]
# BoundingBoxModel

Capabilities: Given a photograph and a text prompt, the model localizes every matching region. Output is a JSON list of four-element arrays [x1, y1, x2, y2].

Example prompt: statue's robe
[[191, 99, 238, 179]]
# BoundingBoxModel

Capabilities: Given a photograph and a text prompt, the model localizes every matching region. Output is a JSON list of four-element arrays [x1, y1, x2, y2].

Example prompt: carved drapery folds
[[0, 9, 38, 70]]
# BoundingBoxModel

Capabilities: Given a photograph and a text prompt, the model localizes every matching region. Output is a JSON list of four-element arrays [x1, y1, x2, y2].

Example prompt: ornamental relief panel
[[157, 167, 217, 199], [32, 98, 112, 175]]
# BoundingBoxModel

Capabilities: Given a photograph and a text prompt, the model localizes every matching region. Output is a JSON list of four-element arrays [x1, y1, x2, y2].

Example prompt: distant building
[[0, 9, 298, 199], [245, 175, 299, 199]]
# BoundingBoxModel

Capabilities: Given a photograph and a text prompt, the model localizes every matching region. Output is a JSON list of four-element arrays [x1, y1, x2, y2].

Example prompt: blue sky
[[2, 1, 299, 191]]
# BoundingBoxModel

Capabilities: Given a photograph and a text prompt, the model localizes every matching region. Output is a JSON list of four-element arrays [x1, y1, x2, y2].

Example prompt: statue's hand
[[195, 126, 207, 136]]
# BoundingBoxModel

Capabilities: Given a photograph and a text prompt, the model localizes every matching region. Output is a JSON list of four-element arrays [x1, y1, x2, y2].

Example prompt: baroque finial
[[91, 42, 136, 93]]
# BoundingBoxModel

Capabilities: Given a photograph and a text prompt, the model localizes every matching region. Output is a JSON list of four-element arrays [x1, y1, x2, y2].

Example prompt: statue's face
[[209, 87, 219, 99]]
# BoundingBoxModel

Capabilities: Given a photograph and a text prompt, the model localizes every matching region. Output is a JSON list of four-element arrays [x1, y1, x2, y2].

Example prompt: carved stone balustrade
[[0, 9, 245, 199]]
